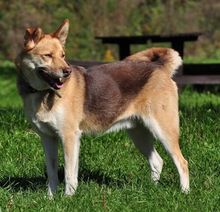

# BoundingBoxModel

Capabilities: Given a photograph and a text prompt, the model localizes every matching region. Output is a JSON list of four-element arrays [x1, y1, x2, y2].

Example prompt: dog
[[15, 19, 189, 197]]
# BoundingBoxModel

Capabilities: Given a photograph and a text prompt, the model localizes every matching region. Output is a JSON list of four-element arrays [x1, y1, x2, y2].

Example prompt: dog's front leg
[[40, 134, 59, 197], [62, 130, 81, 196]]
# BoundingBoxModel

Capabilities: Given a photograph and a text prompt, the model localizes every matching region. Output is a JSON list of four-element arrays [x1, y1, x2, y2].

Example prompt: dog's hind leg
[[41, 134, 59, 197], [143, 108, 189, 192], [126, 125, 163, 183]]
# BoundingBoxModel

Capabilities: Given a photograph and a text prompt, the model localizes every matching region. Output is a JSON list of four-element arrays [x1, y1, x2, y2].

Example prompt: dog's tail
[[124, 47, 182, 78]]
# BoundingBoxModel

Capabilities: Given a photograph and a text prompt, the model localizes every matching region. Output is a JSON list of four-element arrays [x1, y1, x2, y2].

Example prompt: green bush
[[1, 0, 220, 62]]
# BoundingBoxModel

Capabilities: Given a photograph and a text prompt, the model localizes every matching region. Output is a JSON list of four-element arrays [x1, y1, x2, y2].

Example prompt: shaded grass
[[0, 64, 220, 211]]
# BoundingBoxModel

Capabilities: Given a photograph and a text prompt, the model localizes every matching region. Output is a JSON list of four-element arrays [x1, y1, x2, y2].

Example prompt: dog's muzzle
[[37, 67, 71, 90]]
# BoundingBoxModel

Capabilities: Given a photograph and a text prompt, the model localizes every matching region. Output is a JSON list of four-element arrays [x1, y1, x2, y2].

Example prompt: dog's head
[[15, 19, 71, 91]]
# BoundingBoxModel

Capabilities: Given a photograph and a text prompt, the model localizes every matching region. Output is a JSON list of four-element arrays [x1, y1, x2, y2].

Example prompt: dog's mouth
[[38, 69, 64, 90]]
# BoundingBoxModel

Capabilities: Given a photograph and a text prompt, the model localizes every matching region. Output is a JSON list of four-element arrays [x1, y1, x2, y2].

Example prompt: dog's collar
[[27, 84, 39, 93], [27, 84, 62, 98]]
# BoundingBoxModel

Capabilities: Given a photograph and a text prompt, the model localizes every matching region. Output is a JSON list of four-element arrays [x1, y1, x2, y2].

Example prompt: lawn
[[0, 62, 220, 211]]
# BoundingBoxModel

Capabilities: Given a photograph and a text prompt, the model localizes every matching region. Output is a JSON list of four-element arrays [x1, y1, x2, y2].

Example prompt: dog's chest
[[24, 95, 64, 137]]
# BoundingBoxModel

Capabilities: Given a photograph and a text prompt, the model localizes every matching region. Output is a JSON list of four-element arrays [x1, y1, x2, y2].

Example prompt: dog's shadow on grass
[[0, 168, 122, 192], [0, 175, 47, 192]]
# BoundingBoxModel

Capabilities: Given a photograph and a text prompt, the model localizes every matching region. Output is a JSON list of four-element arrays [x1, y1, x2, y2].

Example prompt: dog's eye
[[62, 54, 65, 58], [44, 54, 52, 58]]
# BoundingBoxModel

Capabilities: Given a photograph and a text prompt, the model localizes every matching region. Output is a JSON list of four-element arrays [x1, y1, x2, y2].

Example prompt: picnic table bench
[[70, 32, 220, 87]]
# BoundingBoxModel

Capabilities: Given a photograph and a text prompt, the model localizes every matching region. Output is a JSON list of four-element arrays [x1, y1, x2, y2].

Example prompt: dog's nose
[[63, 68, 72, 77]]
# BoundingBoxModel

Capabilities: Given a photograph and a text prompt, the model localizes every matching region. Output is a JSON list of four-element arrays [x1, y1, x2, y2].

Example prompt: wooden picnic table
[[95, 32, 204, 60]]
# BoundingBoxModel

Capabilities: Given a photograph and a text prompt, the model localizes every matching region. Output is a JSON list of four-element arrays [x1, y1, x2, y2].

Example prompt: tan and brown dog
[[15, 19, 189, 196]]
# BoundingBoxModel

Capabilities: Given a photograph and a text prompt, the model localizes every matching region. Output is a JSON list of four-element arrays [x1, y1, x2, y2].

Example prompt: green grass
[[0, 63, 220, 211], [184, 57, 220, 64]]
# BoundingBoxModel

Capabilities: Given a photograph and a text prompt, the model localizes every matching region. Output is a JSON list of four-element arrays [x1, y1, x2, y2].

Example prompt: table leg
[[171, 41, 184, 91], [119, 43, 130, 60], [171, 41, 184, 59]]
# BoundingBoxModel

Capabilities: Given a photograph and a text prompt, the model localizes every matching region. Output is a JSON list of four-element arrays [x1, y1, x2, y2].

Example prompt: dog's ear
[[50, 19, 69, 46], [24, 27, 45, 51]]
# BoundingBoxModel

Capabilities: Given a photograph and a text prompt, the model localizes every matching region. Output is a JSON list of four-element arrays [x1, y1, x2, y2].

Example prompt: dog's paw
[[65, 183, 77, 196]]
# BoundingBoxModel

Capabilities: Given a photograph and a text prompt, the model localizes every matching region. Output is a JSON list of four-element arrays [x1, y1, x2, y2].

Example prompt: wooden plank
[[95, 32, 205, 44], [95, 35, 157, 44], [95, 32, 204, 44], [183, 64, 220, 75], [69, 60, 106, 68], [174, 75, 220, 84], [151, 33, 202, 42]]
